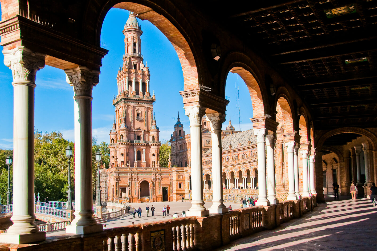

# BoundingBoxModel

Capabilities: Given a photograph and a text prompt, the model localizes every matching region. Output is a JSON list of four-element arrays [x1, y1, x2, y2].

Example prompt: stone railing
[[0, 196, 317, 250], [38, 221, 70, 232], [35, 205, 68, 219], [101, 208, 129, 222]]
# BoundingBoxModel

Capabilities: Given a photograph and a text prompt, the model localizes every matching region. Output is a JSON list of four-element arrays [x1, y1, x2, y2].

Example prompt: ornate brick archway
[[220, 51, 269, 119], [93, 1, 201, 92], [316, 127, 377, 151]]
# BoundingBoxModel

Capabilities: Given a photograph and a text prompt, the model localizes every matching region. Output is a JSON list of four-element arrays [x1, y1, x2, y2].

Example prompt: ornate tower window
[[137, 150, 141, 161]]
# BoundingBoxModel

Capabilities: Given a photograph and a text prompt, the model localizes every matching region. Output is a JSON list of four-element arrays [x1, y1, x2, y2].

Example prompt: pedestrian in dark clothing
[[151, 205, 155, 216], [167, 205, 170, 215], [138, 207, 142, 218], [146, 206, 150, 217], [370, 183, 377, 205], [333, 182, 339, 200]]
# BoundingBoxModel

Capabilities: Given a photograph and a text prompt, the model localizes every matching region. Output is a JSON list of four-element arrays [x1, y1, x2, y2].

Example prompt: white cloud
[[0, 140, 13, 150], [60, 129, 75, 142], [37, 78, 72, 91]]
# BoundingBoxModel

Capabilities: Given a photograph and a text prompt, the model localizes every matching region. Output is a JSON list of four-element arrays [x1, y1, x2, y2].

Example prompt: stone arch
[[140, 180, 149, 197], [316, 127, 377, 151], [95, 1, 201, 90], [220, 52, 269, 119], [275, 94, 295, 135]]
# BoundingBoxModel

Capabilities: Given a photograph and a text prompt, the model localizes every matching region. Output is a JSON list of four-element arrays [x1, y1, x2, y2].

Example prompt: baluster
[[103, 239, 108, 251], [182, 224, 187, 250], [177, 226, 182, 251], [135, 232, 140, 251], [121, 234, 128, 251], [115, 235, 122, 251], [108, 236, 115, 251], [173, 226, 177, 251], [130, 233, 136, 251]]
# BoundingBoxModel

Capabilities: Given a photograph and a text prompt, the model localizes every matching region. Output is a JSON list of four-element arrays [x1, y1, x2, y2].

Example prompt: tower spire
[[177, 111, 180, 121]]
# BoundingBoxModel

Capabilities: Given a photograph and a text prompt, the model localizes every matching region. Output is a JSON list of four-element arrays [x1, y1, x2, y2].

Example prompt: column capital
[[254, 128, 266, 143], [354, 145, 362, 154], [265, 134, 275, 148], [205, 112, 225, 132], [65, 66, 99, 97], [3, 46, 45, 86], [285, 141, 295, 153], [309, 154, 315, 162], [184, 105, 206, 127], [362, 143, 371, 152]]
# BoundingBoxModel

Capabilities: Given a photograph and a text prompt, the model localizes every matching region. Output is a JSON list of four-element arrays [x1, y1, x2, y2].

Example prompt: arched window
[[120, 135, 123, 140], [152, 136, 155, 142], [133, 42, 136, 53], [111, 138, 114, 144], [179, 130, 181, 136]]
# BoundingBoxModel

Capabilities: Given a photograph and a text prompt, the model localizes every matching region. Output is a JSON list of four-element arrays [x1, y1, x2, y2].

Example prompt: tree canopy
[[159, 142, 171, 167]]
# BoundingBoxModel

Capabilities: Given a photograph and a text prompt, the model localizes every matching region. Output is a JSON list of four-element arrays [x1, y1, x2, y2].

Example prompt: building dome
[[125, 12, 140, 29], [174, 112, 183, 128], [226, 120, 235, 131]]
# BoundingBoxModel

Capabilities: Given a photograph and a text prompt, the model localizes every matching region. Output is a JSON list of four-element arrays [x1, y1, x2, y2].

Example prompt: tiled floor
[[217, 198, 377, 251]]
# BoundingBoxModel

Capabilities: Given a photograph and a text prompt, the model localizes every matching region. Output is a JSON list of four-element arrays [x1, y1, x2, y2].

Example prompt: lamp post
[[65, 145, 73, 210], [96, 150, 102, 207], [5, 156, 12, 208]]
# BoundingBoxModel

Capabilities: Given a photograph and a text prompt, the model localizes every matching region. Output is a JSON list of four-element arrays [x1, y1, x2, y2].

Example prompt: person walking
[[146, 205, 150, 217], [350, 182, 357, 200], [133, 208, 137, 218], [163, 206, 167, 216], [138, 207, 142, 218], [333, 182, 340, 200], [151, 205, 155, 216], [167, 205, 170, 215], [370, 183, 377, 206]]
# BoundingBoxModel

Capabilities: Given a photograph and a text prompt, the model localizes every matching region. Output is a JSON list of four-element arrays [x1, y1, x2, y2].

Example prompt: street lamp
[[96, 150, 102, 206], [5, 156, 12, 208], [65, 145, 73, 210]]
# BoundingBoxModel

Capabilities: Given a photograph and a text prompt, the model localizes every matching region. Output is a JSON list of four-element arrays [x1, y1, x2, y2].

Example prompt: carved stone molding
[[265, 134, 275, 148], [180, 88, 229, 113], [205, 113, 225, 132], [250, 114, 278, 132], [184, 105, 206, 127], [65, 66, 99, 97], [3, 46, 45, 86], [285, 141, 295, 153]]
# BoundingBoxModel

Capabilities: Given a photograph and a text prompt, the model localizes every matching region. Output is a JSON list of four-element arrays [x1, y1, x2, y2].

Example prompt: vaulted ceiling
[[195, 0, 377, 131]]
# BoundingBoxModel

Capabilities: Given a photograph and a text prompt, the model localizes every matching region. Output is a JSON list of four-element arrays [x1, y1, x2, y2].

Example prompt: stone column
[[266, 134, 277, 205], [139, 79, 143, 96], [350, 148, 357, 184], [254, 129, 269, 206], [355, 146, 362, 185], [125, 77, 129, 92], [65, 67, 103, 234], [294, 144, 300, 199], [206, 113, 228, 214], [286, 141, 297, 200], [185, 106, 208, 217], [132, 77, 136, 93], [301, 150, 309, 197], [134, 148, 137, 162], [309, 155, 316, 194], [0, 47, 46, 244], [362, 144, 371, 184], [372, 151, 377, 185], [146, 80, 149, 94], [142, 149, 146, 162]]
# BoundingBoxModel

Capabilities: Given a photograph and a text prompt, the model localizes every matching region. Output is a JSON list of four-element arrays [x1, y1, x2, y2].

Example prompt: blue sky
[[0, 8, 253, 149]]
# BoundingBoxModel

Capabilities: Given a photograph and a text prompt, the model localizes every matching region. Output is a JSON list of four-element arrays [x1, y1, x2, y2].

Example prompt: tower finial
[[177, 111, 180, 121]]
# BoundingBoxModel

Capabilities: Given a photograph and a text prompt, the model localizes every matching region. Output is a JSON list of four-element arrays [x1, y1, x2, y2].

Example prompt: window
[[120, 135, 123, 140], [179, 130, 181, 136], [185, 161, 187, 167], [111, 139, 114, 144], [133, 42, 136, 53], [179, 183, 182, 189], [152, 161, 155, 167], [121, 161, 124, 166], [137, 135, 141, 140], [137, 150, 141, 161], [152, 136, 155, 142], [134, 64, 137, 69]]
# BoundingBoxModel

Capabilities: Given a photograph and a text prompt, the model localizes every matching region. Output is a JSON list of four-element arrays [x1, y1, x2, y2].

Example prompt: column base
[[66, 223, 103, 235], [267, 196, 277, 205], [0, 231, 46, 244], [255, 199, 270, 206], [287, 194, 297, 201], [209, 203, 229, 214], [186, 209, 209, 217]]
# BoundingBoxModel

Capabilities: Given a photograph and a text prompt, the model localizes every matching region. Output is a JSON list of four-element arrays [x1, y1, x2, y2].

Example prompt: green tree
[[0, 149, 13, 205], [159, 142, 171, 167], [91, 139, 110, 199], [34, 131, 74, 202]]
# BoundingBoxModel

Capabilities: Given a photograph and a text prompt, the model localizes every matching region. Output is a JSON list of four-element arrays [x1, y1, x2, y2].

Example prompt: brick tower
[[109, 12, 160, 169]]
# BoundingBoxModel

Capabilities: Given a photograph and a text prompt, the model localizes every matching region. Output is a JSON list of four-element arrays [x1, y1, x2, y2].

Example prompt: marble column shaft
[[65, 67, 102, 234], [185, 105, 208, 217], [309, 155, 316, 194], [266, 134, 277, 205], [286, 141, 297, 200], [294, 144, 300, 198], [355, 146, 362, 184], [0, 47, 46, 244], [255, 129, 269, 206], [206, 113, 228, 214], [301, 150, 309, 196]]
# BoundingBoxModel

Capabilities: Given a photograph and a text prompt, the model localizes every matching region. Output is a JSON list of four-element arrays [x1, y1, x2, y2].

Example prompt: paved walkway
[[217, 198, 377, 251]]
